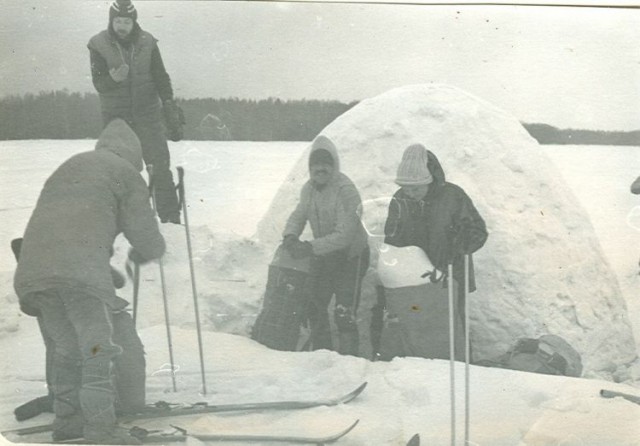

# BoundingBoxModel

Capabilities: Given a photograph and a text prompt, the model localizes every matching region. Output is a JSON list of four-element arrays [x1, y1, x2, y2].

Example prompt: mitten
[[163, 99, 185, 142], [109, 64, 129, 82]]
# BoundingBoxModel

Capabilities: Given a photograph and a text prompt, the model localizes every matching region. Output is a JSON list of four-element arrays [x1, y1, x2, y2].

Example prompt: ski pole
[[132, 261, 140, 327], [176, 166, 207, 396], [147, 164, 177, 392], [464, 254, 470, 445], [447, 263, 456, 446]]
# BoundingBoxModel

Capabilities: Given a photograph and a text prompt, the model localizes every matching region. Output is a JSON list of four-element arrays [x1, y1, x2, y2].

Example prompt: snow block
[[257, 83, 636, 372]]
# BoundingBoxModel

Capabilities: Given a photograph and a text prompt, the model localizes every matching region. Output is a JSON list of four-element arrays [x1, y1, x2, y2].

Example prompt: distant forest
[[1, 90, 638, 146]]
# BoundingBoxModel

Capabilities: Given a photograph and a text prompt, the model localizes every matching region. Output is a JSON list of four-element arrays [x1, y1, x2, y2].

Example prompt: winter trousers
[[308, 247, 370, 356], [130, 119, 180, 223], [377, 280, 465, 361], [33, 288, 123, 440], [37, 308, 146, 415]]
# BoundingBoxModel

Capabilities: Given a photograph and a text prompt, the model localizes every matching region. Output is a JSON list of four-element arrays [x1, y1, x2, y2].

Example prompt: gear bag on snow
[[477, 334, 583, 377], [251, 245, 313, 351]]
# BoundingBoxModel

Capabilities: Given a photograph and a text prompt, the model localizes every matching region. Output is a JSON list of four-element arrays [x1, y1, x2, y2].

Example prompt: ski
[[600, 389, 640, 405], [406, 433, 420, 446], [4, 382, 367, 437], [22, 420, 360, 445]]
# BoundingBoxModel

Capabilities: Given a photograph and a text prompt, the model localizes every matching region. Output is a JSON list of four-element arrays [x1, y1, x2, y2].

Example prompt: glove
[[128, 248, 150, 265], [109, 64, 129, 83], [163, 99, 185, 142], [290, 240, 313, 259], [421, 268, 445, 283], [110, 267, 126, 289], [282, 234, 299, 251], [449, 219, 473, 258]]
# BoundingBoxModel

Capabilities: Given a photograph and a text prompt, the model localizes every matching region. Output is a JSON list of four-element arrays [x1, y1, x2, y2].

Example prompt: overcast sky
[[1, 1, 639, 131]]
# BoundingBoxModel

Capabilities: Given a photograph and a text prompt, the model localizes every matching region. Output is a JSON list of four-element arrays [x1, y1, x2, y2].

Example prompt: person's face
[[402, 184, 430, 201], [310, 163, 334, 186], [112, 17, 134, 39]]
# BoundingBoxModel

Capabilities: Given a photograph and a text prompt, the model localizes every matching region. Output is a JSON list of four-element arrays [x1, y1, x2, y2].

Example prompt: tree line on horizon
[[0, 90, 638, 146]]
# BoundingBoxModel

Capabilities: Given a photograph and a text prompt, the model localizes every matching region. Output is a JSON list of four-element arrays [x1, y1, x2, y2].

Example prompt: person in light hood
[[14, 118, 165, 445], [282, 135, 369, 356]]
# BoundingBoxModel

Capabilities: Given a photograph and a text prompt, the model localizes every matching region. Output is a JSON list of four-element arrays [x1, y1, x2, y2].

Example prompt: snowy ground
[[0, 140, 639, 445]]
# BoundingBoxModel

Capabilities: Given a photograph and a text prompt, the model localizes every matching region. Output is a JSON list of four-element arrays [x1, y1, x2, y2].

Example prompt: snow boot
[[338, 330, 360, 356], [112, 311, 146, 414], [51, 413, 84, 441], [14, 393, 54, 421], [335, 305, 359, 356], [51, 355, 83, 441]]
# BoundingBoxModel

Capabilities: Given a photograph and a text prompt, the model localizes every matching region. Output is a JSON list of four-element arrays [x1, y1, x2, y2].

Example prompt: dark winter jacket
[[88, 26, 173, 125], [283, 136, 368, 259], [384, 150, 487, 291], [14, 119, 165, 309]]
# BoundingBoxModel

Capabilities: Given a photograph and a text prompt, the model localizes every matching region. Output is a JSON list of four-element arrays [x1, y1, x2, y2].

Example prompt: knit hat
[[309, 148, 335, 168], [109, 0, 137, 22], [395, 143, 434, 186]]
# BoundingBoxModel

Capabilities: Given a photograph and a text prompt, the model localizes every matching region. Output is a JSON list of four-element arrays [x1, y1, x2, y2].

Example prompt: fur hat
[[109, 0, 137, 22], [395, 143, 434, 186]]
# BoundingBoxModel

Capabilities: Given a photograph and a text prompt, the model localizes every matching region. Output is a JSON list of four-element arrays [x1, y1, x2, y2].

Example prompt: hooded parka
[[283, 135, 368, 259], [14, 119, 165, 309]]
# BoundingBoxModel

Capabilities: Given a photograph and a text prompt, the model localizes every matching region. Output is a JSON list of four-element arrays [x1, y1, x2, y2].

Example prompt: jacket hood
[[309, 135, 341, 179], [426, 149, 446, 186], [95, 118, 143, 171]]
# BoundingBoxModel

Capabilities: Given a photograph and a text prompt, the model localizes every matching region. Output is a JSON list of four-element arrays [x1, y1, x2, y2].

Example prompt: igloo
[[257, 84, 636, 372]]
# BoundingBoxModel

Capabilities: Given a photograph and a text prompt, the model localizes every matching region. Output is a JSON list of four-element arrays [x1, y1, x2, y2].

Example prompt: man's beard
[[114, 29, 133, 43]]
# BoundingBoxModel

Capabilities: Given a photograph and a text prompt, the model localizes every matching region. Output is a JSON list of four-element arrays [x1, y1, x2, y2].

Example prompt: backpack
[[478, 334, 583, 377], [250, 246, 313, 351]]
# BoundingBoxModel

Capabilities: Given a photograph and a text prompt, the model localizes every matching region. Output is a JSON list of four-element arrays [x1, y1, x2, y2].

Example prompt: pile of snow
[[257, 84, 636, 373], [111, 224, 270, 337]]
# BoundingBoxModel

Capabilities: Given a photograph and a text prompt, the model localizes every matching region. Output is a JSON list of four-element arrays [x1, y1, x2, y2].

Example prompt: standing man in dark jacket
[[282, 136, 369, 356], [14, 119, 165, 445], [88, 0, 181, 223], [372, 143, 488, 360]]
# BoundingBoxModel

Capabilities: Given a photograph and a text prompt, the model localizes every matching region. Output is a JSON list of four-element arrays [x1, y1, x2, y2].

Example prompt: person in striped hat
[[88, 0, 182, 224]]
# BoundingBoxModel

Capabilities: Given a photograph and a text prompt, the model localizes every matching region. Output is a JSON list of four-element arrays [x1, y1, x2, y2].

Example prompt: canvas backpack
[[478, 334, 583, 377]]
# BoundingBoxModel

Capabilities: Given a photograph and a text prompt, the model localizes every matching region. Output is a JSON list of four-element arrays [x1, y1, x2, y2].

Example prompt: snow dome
[[257, 84, 637, 373]]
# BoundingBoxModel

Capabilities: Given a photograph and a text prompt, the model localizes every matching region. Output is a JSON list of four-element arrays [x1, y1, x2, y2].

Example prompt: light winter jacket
[[88, 27, 165, 124], [283, 136, 368, 259], [384, 150, 487, 292], [14, 119, 165, 309]]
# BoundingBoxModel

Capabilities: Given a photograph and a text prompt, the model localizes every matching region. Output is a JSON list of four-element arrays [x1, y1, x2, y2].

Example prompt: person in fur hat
[[88, 0, 181, 224], [372, 143, 488, 361], [14, 119, 165, 444], [282, 135, 369, 356]]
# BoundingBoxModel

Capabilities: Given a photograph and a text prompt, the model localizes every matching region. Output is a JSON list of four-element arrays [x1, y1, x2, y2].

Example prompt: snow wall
[[256, 84, 637, 373]]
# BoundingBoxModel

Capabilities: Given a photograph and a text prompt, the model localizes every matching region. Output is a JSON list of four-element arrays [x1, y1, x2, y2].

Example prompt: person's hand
[[290, 240, 313, 259], [420, 268, 445, 283], [109, 64, 129, 82], [111, 267, 126, 289], [282, 234, 298, 251], [128, 248, 149, 265], [163, 99, 185, 142]]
